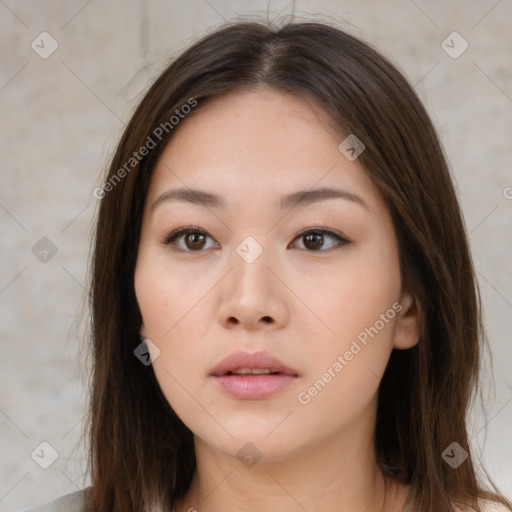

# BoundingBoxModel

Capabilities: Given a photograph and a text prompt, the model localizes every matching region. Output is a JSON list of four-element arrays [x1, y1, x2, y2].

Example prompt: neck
[[175, 405, 408, 512]]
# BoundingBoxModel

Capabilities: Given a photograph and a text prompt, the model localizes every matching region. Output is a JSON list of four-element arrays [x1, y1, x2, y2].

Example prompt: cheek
[[135, 253, 213, 338], [134, 255, 213, 391], [294, 245, 401, 409], [294, 312, 398, 435], [312, 245, 401, 344], [135, 264, 209, 424]]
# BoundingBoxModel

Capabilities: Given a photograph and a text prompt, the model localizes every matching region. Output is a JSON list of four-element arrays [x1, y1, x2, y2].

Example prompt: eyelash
[[163, 226, 351, 253]]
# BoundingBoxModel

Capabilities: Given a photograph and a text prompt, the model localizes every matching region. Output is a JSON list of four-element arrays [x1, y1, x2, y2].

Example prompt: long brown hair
[[86, 20, 511, 512]]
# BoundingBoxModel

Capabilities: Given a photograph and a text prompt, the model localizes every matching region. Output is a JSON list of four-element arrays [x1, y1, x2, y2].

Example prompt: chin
[[192, 417, 305, 464]]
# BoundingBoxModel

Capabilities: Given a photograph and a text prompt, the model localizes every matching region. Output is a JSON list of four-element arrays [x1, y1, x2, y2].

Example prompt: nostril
[[262, 316, 272, 323]]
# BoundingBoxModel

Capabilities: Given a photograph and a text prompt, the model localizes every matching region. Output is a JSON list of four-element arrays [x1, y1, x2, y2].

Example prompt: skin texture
[[134, 87, 420, 512]]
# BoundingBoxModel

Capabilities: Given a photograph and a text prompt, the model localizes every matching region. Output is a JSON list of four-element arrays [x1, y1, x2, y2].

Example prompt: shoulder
[[17, 488, 89, 512]]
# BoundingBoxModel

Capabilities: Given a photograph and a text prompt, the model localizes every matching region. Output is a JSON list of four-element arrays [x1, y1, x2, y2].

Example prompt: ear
[[140, 323, 147, 339], [393, 291, 421, 350]]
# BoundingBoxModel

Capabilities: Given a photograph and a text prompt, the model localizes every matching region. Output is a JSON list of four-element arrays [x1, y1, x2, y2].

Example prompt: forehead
[[146, 88, 379, 211]]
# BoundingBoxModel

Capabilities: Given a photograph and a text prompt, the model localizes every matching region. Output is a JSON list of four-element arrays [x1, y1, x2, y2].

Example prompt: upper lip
[[210, 350, 299, 376]]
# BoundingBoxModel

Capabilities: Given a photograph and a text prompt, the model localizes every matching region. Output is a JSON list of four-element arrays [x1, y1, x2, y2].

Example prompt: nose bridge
[[231, 234, 272, 293], [217, 232, 284, 328], [235, 234, 267, 267]]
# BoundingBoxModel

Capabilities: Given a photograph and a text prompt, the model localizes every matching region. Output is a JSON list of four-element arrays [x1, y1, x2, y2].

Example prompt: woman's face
[[134, 87, 418, 463]]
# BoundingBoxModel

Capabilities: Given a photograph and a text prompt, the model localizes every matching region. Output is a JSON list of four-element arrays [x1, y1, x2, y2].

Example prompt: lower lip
[[212, 374, 297, 399]]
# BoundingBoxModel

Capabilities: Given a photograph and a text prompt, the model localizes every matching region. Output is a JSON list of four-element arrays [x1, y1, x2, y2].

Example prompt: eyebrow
[[150, 186, 369, 213]]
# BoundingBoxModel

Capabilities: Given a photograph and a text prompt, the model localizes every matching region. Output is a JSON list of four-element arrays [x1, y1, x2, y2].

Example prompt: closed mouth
[[210, 351, 299, 378], [226, 368, 281, 376]]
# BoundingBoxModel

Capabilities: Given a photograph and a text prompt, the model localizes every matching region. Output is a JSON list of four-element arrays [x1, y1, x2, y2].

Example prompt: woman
[[22, 20, 511, 512]]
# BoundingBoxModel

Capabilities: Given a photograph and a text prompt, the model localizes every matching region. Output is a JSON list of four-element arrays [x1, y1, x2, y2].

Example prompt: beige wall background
[[1, 1, 511, 510]]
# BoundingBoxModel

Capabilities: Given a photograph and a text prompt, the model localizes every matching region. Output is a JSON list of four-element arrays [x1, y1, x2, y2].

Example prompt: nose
[[216, 241, 289, 331]]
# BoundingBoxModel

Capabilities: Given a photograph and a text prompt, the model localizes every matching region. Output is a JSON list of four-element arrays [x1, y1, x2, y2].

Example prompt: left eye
[[290, 228, 350, 251], [163, 227, 350, 252]]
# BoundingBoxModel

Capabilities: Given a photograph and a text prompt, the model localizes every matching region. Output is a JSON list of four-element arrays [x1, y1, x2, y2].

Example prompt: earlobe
[[393, 291, 421, 350], [139, 323, 147, 340]]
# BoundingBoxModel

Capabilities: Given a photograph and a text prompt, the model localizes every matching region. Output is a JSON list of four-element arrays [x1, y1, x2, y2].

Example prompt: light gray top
[[17, 488, 510, 512], [17, 488, 177, 512], [18, 490, 86, 512]]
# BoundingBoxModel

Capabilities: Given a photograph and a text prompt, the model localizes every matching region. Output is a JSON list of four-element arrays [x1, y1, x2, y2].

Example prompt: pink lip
[[210, 350, 299, 400]]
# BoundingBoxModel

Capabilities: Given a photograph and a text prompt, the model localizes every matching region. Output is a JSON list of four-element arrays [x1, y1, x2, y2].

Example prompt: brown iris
[[185, 232, 207, 250], [303, 232, 324, 250]]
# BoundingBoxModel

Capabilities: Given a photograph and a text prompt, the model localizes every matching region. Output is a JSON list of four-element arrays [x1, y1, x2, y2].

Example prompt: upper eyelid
[[294, 226, 348, 240]]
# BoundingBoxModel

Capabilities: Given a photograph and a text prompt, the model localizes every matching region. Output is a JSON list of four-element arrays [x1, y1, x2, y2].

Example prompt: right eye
[[164, 227, 220, 252]]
